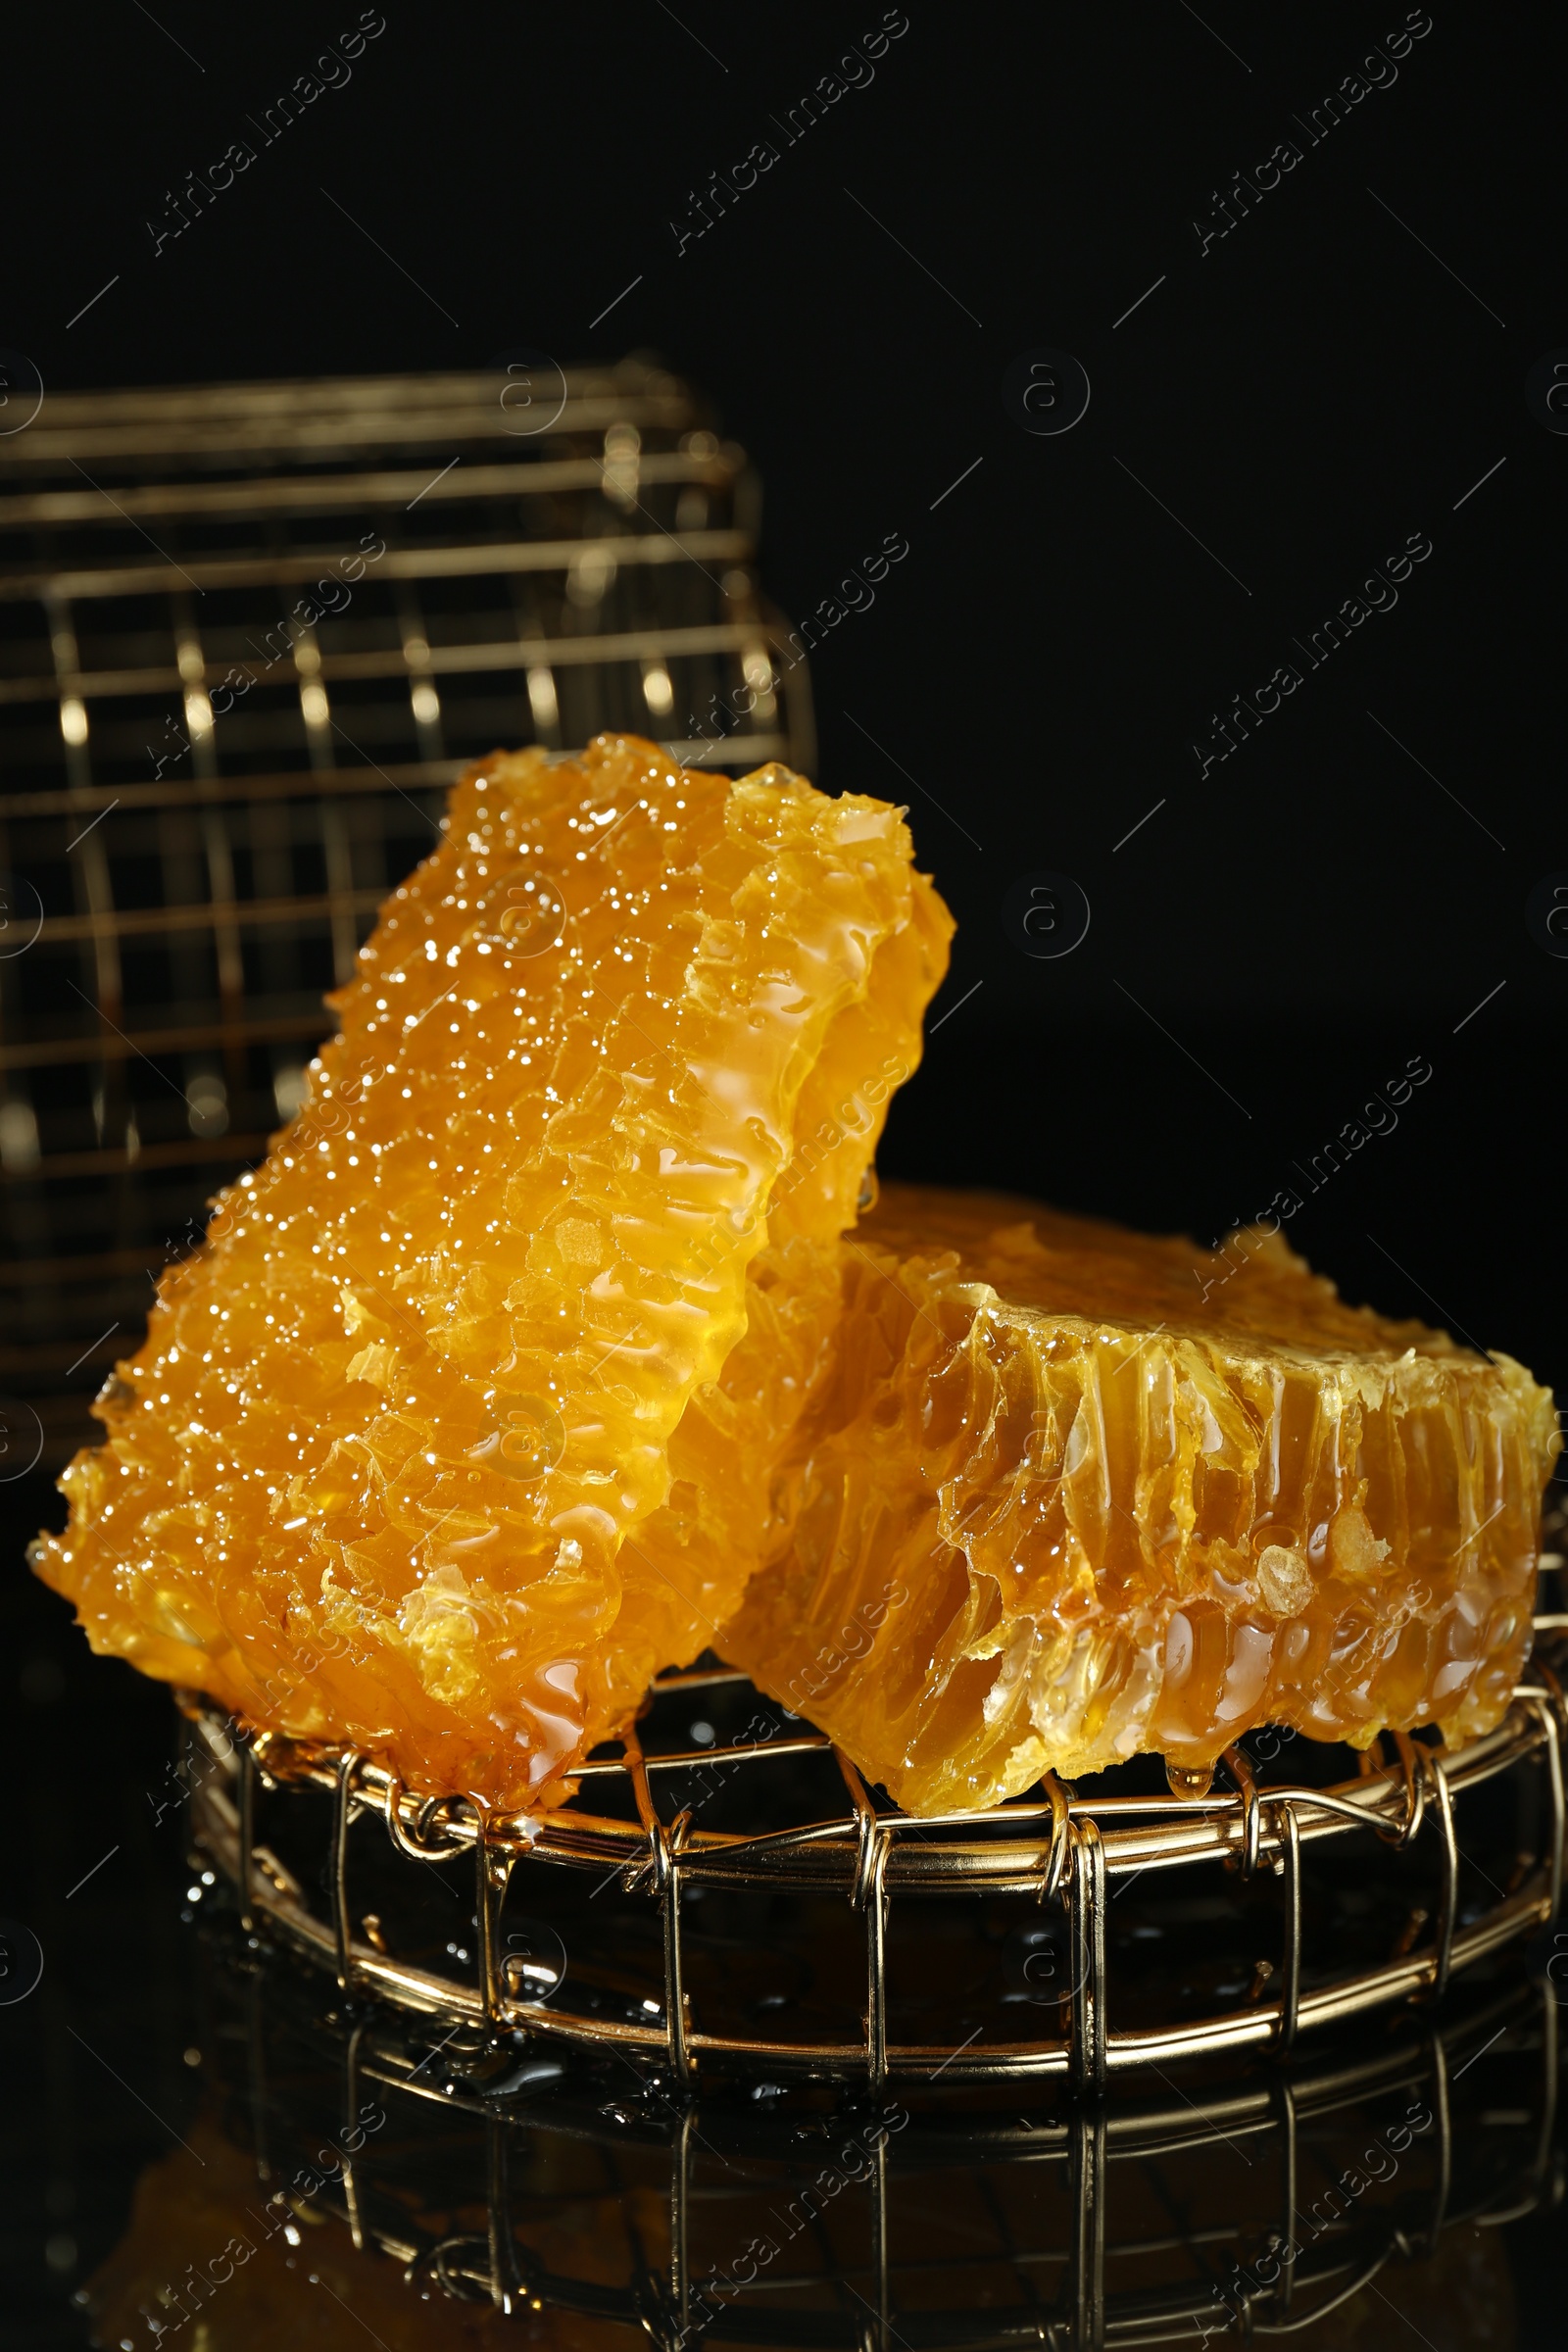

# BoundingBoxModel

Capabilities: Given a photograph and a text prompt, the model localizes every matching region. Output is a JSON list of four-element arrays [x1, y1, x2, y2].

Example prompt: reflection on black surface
[[69, 1921, 1564, 2349]]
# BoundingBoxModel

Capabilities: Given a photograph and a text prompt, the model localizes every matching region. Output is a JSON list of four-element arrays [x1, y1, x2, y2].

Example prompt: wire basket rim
[[184, 1639, 1568, 2087]]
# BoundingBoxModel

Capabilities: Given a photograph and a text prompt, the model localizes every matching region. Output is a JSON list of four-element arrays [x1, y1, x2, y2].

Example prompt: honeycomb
[[34, 731, 1555, 1823], [33, 737, 952, 1808], [718, 1185, 1561, 1815]]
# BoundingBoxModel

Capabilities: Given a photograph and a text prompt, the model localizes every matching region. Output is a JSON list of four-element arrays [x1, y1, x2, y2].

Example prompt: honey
[[33, 738, 952, 1807], [717, 1186, 1560, 1814], [33, 732, 1554, 1823]]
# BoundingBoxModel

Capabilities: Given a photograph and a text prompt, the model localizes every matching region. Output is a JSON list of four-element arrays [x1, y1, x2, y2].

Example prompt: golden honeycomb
[[33, 725, 1556, 1824], [718, 1185, 1560, 1815], [32, 737, 952, 1807]]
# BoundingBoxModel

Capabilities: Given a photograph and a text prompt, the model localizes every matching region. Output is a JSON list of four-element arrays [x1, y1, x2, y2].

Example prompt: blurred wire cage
[[0, 361, 813, 1468]]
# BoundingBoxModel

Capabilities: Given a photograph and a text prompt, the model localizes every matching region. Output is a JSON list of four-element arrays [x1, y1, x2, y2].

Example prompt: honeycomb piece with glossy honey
[[33, 738, 952, 1808], [717, 1185, 1560, 1815]]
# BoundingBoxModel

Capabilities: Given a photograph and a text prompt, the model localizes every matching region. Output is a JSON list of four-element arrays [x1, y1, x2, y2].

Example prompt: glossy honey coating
[[33, 737, 952, 1808], [718, 1185, 1560, 1815]]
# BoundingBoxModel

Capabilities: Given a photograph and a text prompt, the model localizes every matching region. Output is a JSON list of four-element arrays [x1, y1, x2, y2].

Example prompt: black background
[[2, 2, 1564, 2340], [5, 0, 1563, 1391]]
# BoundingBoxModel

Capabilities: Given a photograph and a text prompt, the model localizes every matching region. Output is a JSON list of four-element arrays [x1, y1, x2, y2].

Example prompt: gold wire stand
[[186, 1631, 1568, 2095]]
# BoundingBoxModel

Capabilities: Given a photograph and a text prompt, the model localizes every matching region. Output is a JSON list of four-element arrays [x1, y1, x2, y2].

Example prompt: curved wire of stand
[[186, 1636, 1568, 2092]]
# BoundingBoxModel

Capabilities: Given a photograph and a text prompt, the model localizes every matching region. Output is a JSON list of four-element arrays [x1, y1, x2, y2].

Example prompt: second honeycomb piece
[[719, 1184, 1559, 1815]]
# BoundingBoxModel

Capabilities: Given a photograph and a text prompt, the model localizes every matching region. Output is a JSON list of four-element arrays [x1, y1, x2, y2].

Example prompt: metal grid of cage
[[0, 364, 813, 1463], [181, 1942, 1561, 2350], [185, 1627, 1568, 2098]]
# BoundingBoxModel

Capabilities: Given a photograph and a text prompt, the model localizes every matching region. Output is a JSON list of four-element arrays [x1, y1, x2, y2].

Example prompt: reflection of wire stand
[[188, 1613, 1568, 2096], [192, 1932, 1561, 2352]]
